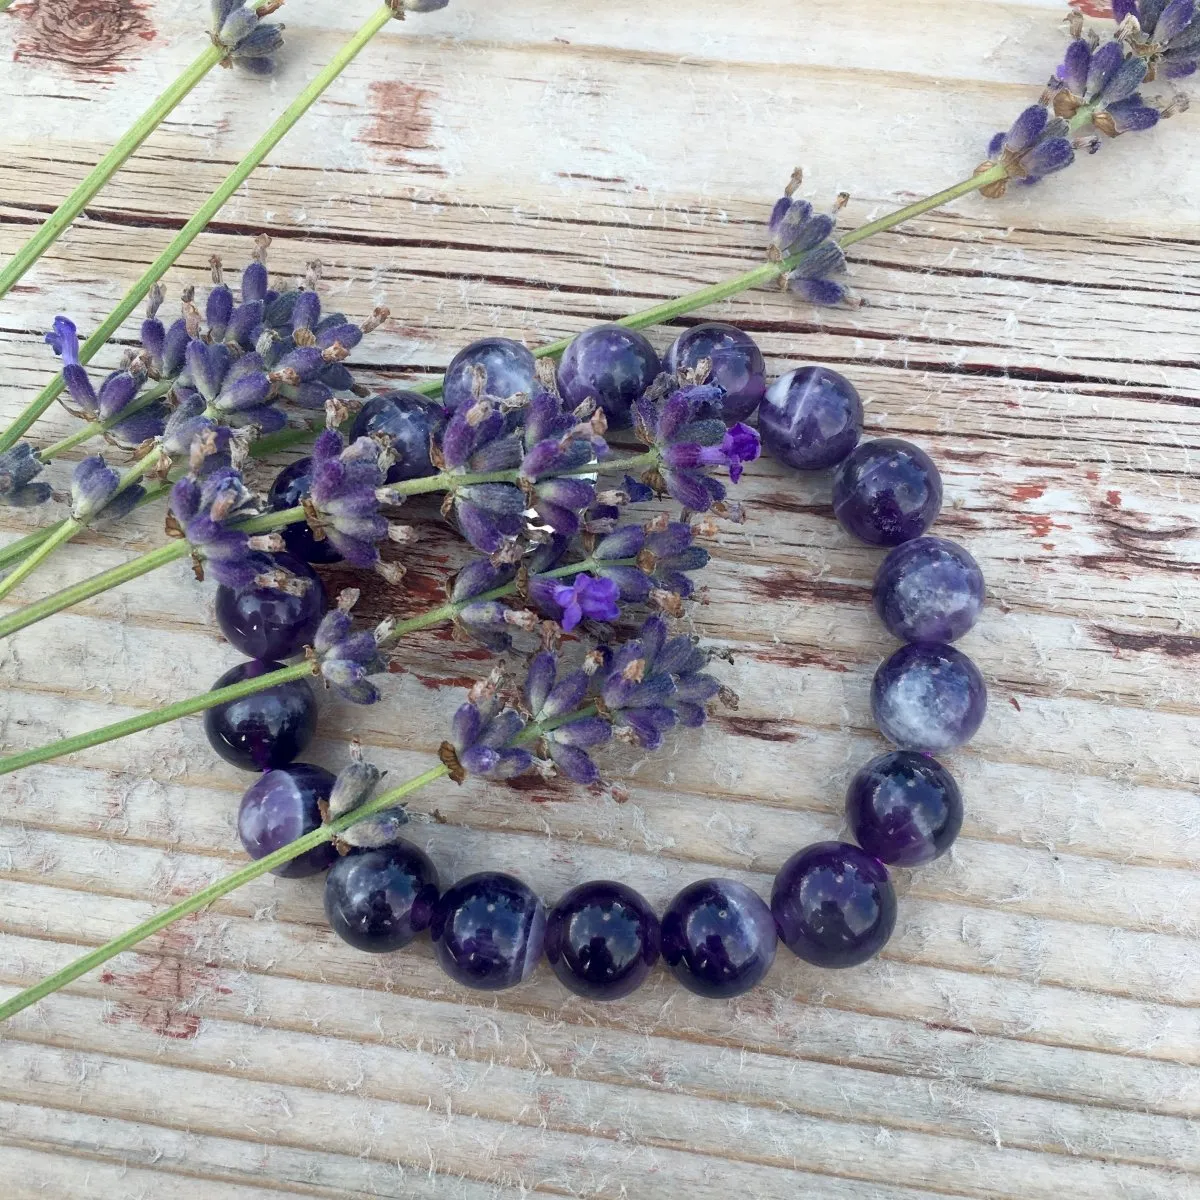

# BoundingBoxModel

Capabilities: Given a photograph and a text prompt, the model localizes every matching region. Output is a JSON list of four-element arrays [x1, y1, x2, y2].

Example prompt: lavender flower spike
[[313, 590, 389, 705], [0, 444, 51, 509], [211, 1, 286, 76], [524, 651, 609, 785], [70, 455, 145, 523], [168, 464, 279, 590], [325, 747, 410, 850], [981, 104, 1075, 195], [441, 678, 534, 783], [767, 169, 851, 306]]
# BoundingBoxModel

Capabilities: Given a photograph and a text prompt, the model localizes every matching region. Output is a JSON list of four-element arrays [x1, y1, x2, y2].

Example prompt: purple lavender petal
[[1162, 56, 1199, 76], [594, 525, 645, 560], [62, 364, 99, 416], [317, 322, 363, 352], [596, 564, 652, 601], [552, 716, 610, 749], [1102, 54, 1150, 104], [1005, 104, 1049, 153], [1057, 38, 1091, 95], [45, 316, 80, 365], [452, 559, 516, 603], [242, 260, 269, 303], [525, 652, 558, 715], [1085, 40, 1125, 101], [207, 285, 233, 340], [548, 743, 600, 785], [292, 290, 321, 332], [543, 669, 590, 719], [1106, 96, 1161, 131], [455, 501, 507, 553], [1157, 0, 1196, 39], [452, 702, 483, 751], [1112, 0, 1139, 18], [1021, 137, 1075, 177], [789, 277, 848, 307], [662, 469, 716, 512]]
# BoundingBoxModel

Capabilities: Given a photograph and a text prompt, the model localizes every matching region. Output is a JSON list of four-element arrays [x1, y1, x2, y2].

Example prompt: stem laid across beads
[[0, 557, 633, 776], [0, 451, 658, 639]]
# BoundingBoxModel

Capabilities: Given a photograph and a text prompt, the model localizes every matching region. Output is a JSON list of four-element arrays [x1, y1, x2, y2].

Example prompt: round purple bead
[[545, 880, 660, 1001], [215, 552, 327, 661], [350, 390, 440, 483], [324, 841, 440, 952], [431, 872, 546, 991], [443, 337, 536, 411], [203, 659, 318, 771], [872, 642, 987, 753], [771, 841, 897, 968], [874, 537, 985, 643], [663, 322, 766, 422], [237, 763, 338, 877], [759, 366, 863, 471], [832, 438, 942, 546], [847, 751, 963, 866], [268, 457, 342, 565], [557, 324, 660, 429], [661, 879, 776, 998]]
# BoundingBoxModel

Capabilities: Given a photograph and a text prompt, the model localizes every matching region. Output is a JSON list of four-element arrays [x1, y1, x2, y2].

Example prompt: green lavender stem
[[0, 3, 395, 455], [0, 44, 224, 303], [0, 556, 626, 777], [0, 761, 451, 1023], [0, 451, 656, 639]]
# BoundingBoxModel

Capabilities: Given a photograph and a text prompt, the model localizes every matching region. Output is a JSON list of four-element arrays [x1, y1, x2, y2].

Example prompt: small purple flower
[[211, 0, 286, 75], [0, 444, 51, 509], [168, 465, 275, 590], [308, 429, 412, 578], [70, 455, 145, 523], [443, 692, 533, 782], [982, 104, 1076, 193], [45, 315, 166, 447], [313, 591, 389, 705], [550, 573, 621, 632]]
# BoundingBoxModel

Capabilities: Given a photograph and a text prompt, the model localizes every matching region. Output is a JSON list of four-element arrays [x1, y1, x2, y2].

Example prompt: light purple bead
[[663, 322, 766, 422], [873, 536, 985, 643], [431, 871, 546, 991], [557, 324, 660, 429], [759, 366, 863, 470], [832, 438, 942, 546], [872, 642, 987, 753], [771, 841, 896, 968], [661, 879, 776, 998], [443, 337, 536, 411], [237, 763, 338, 878]]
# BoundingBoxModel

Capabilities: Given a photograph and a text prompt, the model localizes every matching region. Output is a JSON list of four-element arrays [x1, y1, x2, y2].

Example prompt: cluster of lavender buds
[[0, 444, 52, 509], [441, 615, 721, 786], [767, 169, 851, 306], [312, 591, 389, 705], [979, 4, 1192, 196], [211, 0, 286, 76], [70, 456, 144, 523]]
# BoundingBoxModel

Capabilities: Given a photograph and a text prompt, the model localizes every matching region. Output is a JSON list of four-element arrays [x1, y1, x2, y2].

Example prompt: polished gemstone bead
[[771, 841, 897, 968], [431, 871, 546, 990], [215, 552, 327, 660], [663, 322, 766, 422], [661, 879, 776, 998], [832, 438, 942, 546], [443, 337, 537, 410], [557, 324, 661, 429], [237, 763, 338, 877], [324, 840, 440, 952], [759, 365, 863, 470], [203, 659, 318, 771], [872, 642, 987, 753], [268, 457, 342, 564], [350, 390, 440, 483], [846, 751, 963, 866], [873, 536, 985, 643], [545, 880, 660, 1000]]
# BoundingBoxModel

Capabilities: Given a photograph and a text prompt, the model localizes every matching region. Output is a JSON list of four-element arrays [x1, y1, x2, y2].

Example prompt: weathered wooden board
[[1, 0, 1199, 1196]]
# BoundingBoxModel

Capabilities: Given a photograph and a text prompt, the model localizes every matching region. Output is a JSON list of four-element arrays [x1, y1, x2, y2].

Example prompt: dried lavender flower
[[69, 455, 144, 523], [211, 0, 286, 76], [1116, 0, 1200, 79], [0, 444, 51, 509], [312, 590, 389, 705]]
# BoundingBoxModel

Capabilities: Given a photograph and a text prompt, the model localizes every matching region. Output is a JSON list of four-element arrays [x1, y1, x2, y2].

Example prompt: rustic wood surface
[[1, 0, 1199, 1196]]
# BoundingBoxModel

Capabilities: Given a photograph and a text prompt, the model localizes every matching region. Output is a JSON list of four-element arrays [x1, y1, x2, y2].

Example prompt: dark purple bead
[[771, 841, 897, 968], [350, 390, 440, 483], [203, 659, 318, 771], [760, 366, 863, 471], [872, 642, 987, 753], [661, 879, 776, 998], [847, 751, 963, 866], [442, 337, 536, 411], [268, 457, 342, 564], [237, 763, 338, 877], [663, 322, 766, 422], [873, 536, 985, 644], [431, 872, 546, 991], [324, 840, 440, 952], [557, 324, 660, 430], [832, 438, 942, 546], [215, 552, 327, 660], [545, 880, 660, 1001]]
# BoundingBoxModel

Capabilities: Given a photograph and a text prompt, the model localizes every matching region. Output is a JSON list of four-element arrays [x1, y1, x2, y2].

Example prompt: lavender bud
[[0, 443, 52, 508]]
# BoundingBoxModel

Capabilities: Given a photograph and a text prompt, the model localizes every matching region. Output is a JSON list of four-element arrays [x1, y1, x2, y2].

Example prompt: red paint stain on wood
[[10, 0, 155, 76], [1071, 0, 1112, 16], [99, 920, 229, 1040], [360, 80, 443, 171], [1085, 471, 1100, 482], [1016, 513, 1071, 540], [1105, 490, 1122, 508], [414, 672, 477, 691], [1011, 483, 1046, 502]]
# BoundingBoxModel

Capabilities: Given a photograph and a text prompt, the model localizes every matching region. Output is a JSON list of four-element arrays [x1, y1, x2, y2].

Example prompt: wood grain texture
[[1, 0, 1199, 1196]]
